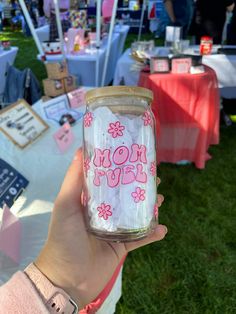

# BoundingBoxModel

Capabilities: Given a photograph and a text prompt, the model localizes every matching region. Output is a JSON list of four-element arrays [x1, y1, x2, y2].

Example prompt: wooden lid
[[85, 86, 153, 104]]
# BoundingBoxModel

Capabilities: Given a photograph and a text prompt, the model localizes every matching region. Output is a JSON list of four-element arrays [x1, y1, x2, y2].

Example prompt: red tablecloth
[[138, 66, 220, 169]]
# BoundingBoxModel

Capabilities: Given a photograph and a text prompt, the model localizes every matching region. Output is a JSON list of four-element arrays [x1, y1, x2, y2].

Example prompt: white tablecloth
[[0, 47, 19, 96], [39, 33, 120, 86], [0, 93, 122, 313], [113, 48, 138, 86], [113, 46, 236, 98]]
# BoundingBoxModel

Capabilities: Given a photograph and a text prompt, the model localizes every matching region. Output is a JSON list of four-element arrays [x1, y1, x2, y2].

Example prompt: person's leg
[[227, 22, 236, 44], [62, 19, 71, 34], [49, 14, 58, 41], [156, 6, 171, 38], [202, 19, 223, 44], [0, 12, 3, 31]]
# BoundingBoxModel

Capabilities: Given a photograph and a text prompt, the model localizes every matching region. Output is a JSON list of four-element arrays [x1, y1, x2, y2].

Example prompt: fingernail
[[164, 226, 168, 235]]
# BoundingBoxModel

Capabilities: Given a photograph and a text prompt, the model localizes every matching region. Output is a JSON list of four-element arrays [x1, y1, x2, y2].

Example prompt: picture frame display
[[0, 99, 49, 148], [150, 57, 170, 73], [171, 57, 192, 74]]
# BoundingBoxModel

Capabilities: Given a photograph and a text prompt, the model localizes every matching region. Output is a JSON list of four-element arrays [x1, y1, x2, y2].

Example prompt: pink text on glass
[[93, 144, 147, 168], [92, 144, 148, 187]]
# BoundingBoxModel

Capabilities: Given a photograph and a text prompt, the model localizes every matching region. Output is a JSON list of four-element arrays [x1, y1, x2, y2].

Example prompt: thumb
[[125, 224, 168, 252], [57, 148, 84, 205]]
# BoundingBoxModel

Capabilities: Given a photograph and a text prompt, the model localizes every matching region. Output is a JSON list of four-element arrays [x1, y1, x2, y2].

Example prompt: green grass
[[1, 29, 236, 314], [118, 125, 236, 314]]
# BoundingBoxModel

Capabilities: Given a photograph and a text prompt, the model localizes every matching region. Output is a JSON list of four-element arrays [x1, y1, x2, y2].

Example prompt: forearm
[[164, 0, 176, 23]]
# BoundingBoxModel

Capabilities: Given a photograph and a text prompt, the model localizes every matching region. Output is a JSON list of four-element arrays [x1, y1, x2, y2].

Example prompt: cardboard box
[[63, 75, 77, 93], [43, 78, 65, 97], [45, 61, 68, 80]]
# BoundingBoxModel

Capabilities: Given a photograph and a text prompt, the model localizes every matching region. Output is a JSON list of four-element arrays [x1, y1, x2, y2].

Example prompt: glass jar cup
[[83, 86, 158, 242]]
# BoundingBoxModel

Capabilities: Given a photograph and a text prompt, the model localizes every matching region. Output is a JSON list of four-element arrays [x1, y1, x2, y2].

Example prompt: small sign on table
[[53, 122, 75, 153], [67, 87, 86, 108]]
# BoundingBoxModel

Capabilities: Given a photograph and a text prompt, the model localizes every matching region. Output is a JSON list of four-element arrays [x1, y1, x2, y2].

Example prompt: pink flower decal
[[84, 112, 93, 127], [97, 203, 112, 220], [150, 161, 156, 176], [142, 110, 152, 126], [154, 203, 159, 219], [131, 187, 146, 203], [108, 121, 125, 138], [84, 157, 90, 176]]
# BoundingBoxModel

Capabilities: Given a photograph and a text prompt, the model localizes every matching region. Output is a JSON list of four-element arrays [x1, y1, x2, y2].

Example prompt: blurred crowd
[[0, 0, 235, 45], [155, 0, 236, 44], [0, 0, 45, 35]]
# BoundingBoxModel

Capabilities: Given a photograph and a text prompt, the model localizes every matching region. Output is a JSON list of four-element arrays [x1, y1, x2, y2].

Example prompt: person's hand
[[35, 149, 167, 309]]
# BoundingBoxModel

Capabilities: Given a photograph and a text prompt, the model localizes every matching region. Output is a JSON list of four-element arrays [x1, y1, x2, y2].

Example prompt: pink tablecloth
[[138, 66, 220, 169]]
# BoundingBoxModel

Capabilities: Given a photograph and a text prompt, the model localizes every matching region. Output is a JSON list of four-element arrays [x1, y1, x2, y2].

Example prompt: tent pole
[[96, 0, 102, 87], [101, 0, 118, 87], [53, 0, 66, 59], [138, 0, 146, 41]]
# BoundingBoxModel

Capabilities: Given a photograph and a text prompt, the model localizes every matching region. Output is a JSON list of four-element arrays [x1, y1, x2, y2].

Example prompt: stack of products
[[43, 61, 77, 97]]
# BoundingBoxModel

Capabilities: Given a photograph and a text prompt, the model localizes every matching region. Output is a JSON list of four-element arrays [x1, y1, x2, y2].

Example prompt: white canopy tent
[[101, 0, 118, 86]]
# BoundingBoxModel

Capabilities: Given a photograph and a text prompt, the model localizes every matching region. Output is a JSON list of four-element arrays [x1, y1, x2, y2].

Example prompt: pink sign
[[0, 204, 21, 264], [53, 123, 75, 153], [67, 88, 86, 108]]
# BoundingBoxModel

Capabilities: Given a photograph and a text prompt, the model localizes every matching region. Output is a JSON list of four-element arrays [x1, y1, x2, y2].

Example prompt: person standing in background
[[10, 0, 17, 18], [44, 0, 71, 41], [38, 0, 46, 26], [162, 0, 194, 38], [195, 0, 235, 44], [227, 3, 236, 44]]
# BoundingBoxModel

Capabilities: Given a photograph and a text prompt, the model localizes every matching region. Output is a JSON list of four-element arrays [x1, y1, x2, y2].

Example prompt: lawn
[[1, 29, 236, 314]]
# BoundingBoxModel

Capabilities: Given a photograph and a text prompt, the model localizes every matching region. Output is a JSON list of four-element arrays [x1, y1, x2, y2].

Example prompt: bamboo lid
[[85, 86, 153, 104]]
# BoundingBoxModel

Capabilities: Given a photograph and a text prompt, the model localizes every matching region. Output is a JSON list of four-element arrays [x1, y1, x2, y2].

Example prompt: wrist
[[24, 263, 79, 313], [34, 252, 82, 309]]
